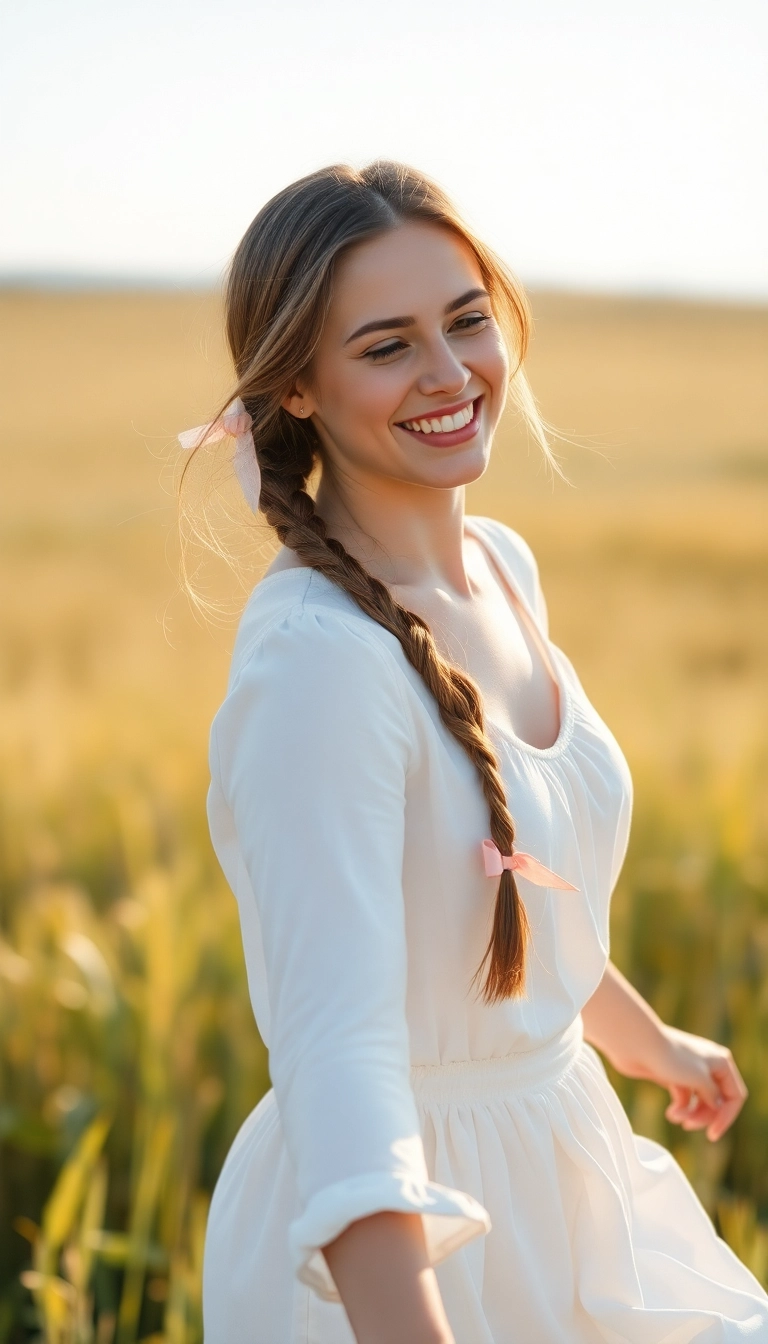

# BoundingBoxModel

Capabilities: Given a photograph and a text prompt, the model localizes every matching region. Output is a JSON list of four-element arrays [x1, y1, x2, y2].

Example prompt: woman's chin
[[414, 441, 491, 492]]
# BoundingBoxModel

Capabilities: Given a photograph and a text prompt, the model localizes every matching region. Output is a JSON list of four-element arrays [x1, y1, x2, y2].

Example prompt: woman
[[180, 162, 768, 1342]]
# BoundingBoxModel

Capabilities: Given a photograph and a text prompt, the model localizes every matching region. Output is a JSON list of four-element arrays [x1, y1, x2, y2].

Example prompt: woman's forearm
[[581, 960, 669, 1079], [322, 1211, 455, 1344], [582, 959, 748, 1140]]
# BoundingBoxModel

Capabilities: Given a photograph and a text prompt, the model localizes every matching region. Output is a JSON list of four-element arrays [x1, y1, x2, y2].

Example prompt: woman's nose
[[416, 335, 470, 398]]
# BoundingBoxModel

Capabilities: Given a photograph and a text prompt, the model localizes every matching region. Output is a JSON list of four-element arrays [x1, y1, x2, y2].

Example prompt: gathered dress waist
[[409, 1016, 585, 1104]]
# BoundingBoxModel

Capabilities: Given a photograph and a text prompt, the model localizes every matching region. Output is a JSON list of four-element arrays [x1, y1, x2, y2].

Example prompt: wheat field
[[1, 288, 767, 1342]]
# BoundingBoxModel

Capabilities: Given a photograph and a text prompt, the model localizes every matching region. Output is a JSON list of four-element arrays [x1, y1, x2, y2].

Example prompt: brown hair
[[186, 160, 557, 1002]]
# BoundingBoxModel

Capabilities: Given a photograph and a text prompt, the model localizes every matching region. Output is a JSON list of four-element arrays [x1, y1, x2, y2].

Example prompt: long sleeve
[[208, 604, 490, 1299]]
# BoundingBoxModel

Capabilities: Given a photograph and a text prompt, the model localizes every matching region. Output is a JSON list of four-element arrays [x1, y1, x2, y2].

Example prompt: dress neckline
[[252, 517, 575, 760], [461, 518, 574, 759]]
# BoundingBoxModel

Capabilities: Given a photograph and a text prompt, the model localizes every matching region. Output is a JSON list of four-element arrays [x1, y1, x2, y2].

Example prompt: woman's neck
[[314, 472, 472, 596]]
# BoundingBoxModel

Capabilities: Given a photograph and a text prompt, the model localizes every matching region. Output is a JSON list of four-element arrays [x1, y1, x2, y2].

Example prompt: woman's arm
[[323, 1212, 454, 1344], [212, 613, 487, 1336], [581, 960, 748, 1142]]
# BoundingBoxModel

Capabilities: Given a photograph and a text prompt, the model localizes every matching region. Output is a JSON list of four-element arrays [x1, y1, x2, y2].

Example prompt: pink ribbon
[[482, 839, 578, 891], [177, 396, 261, 512]]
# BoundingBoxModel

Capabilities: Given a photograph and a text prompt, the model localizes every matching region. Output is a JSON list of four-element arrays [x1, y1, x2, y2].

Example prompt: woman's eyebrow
[[445, 286, 489, 314], [345, 314, 415, 344], [344, 287, 490, 345]]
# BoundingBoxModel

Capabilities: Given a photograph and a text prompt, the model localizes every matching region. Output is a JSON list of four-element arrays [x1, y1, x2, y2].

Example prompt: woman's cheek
[[353, 368, 409, 435], [482, 338, 510, 422], [320, 376, 402, 468]]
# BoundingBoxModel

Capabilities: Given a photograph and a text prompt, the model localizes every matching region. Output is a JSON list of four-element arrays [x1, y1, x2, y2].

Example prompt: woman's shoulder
[[465, 513, 540, 569], [228, 565, 403, 691], [212, 569, 418, 769], [465, 514, 544, 614]]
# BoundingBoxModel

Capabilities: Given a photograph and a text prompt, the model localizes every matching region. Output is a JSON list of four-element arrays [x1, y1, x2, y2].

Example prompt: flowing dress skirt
[[203, 1018, 768, 1343]]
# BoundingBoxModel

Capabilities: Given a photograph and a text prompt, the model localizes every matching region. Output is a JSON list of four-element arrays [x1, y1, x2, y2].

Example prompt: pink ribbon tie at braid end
[[482, 839, 578, 891], [177, 396, 261, 512]]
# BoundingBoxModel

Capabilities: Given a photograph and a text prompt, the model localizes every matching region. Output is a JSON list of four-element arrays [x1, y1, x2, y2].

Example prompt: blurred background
[[1, 1, 767, 1340]]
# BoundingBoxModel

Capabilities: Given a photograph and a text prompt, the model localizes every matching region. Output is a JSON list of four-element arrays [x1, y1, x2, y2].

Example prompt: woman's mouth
[[396, 396, 482, 447]]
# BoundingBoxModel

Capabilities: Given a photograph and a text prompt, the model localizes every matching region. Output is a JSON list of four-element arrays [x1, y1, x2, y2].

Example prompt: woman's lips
[[396, 396, 483, 447]]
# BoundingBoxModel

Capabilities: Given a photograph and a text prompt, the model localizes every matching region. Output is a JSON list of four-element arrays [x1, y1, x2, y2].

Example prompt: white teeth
[[402, 401, 475, 433]]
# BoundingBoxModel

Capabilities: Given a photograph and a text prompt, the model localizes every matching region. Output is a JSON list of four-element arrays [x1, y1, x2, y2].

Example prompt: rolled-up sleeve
[[209, 607, 489, 1299]]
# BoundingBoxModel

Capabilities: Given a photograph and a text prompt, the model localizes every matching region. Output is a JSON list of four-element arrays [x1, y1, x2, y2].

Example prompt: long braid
[[258, 452, 530, 1002]]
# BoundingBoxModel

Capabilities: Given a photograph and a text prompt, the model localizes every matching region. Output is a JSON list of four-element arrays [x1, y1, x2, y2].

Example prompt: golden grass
[[1, 288, 767, 1341]]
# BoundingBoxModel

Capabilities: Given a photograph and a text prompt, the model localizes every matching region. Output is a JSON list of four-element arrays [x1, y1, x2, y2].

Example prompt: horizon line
[[1, 269, 767, 310]]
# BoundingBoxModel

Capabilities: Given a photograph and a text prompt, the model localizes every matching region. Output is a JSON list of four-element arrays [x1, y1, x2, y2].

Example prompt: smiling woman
[[179, 162, 768, 1343]]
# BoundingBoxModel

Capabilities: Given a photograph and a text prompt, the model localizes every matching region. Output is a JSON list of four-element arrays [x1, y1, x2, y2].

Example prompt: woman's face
[[287, 221, 510, 493]]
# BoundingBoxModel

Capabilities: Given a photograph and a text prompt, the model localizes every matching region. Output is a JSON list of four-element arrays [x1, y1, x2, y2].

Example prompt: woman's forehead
[[328, 223, 484, 335]]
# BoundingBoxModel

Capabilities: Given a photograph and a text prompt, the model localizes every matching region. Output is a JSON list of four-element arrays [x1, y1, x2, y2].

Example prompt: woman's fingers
[[705, 1095, 744, 1142], [680, 1095, 720, 1131], [705, 1056, 748, 1141], [665, 1061, 719, 1112], [664, 1054, 748, 1141], [665, 1085, 713, 1129], [712, 1054, 749, 1104], [665, 1085, 694, 1122], [669, 1088, 719, 1131]]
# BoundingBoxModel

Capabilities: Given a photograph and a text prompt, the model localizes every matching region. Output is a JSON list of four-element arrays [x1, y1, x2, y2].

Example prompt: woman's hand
[[581, 962, 748, 1142], [652, 1025, 748, 1142]]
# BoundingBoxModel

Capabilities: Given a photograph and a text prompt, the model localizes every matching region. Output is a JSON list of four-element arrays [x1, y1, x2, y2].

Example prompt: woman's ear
[[281, 388, 317, 420]]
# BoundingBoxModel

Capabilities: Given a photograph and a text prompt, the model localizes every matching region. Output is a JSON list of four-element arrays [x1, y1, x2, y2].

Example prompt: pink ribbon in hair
[[177, 396, 261, 512], [482, 839, 578, 890]]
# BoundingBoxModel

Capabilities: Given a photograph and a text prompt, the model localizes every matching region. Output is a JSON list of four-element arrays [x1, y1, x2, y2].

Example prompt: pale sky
[[2, 0, 767, 298]]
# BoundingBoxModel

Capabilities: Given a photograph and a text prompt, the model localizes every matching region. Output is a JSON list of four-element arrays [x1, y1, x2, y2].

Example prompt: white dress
[[203, 515, 768, 1343]]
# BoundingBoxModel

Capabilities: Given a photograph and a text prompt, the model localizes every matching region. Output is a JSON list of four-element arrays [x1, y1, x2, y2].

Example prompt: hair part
[[182, 159, 561, 1001]]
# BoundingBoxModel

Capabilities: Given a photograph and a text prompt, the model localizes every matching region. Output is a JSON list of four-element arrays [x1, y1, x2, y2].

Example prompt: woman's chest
[[418, 579, 562, 752]]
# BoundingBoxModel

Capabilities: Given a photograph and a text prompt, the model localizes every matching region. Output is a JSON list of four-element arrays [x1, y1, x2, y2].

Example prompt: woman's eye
[[451, 311, 491, 332], [363, 314, 490, 361], [365, 340, 408, 362]]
